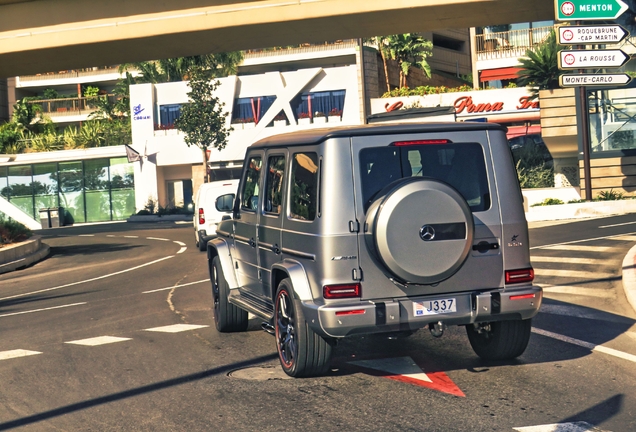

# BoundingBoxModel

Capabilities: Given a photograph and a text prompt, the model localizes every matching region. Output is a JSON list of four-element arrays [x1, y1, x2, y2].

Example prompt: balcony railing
[[26, 95, 118, 117], [475, 26, 553, 61], [244, 40, 359, 59], [18, 67, 127, 82]]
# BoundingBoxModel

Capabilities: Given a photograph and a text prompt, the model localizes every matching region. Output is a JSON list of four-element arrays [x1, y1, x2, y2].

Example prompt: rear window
[[359, 142, 490, 212]]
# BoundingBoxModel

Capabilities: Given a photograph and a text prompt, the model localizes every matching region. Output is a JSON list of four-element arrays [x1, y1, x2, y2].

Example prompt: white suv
[[193, 179, 239, 251]]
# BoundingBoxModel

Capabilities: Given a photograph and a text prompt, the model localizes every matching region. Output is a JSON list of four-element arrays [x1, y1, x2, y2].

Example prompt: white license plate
[[413, 298, 457, 316]]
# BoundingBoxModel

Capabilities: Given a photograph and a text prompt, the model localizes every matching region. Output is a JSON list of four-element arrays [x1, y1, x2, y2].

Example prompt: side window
[[264, 155, 285, 215], [240, 156, 262, 211], [290, 152, 318, 221]]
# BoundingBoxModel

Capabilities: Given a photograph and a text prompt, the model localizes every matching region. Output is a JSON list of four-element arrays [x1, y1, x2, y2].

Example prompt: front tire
[[466, 319, 532, 360], [211, 256, 248, 332], [275, 279, 332, 377]]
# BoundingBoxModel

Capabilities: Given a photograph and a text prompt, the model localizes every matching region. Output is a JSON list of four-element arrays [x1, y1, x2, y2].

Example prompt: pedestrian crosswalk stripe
[[541, 285, 613, 298], [0, 349, 42, 360], [531, 256, 613, 265], [534, 269, 614, 279], [541, 245, 613, 252], [144, 324, 208, 333], [65, 336, 132, 346]]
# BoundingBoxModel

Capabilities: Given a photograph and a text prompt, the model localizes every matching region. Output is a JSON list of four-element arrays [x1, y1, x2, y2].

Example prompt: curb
[[525, 200, 636, 222], [0, 236, 50, 275], [126, 215, 193, 223], [621, 244, 636, 314]]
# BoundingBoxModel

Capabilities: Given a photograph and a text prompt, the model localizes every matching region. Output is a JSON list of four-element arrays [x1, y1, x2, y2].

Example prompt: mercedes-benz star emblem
[[420, 225, 435, 242]]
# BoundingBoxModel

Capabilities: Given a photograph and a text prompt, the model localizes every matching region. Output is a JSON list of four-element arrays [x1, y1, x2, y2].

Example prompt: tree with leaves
[[384, 34, 433, 89], [174, 67, 233, 182], [517, 30, 563, 100]]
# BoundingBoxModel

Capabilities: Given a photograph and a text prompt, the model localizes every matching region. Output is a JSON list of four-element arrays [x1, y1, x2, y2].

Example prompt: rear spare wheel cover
[[369, 178, 473, 284]]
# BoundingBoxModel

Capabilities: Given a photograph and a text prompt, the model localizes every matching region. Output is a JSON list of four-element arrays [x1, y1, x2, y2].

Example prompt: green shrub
[[531, 198, 564, 207], [0, 219, 32, 245], [568, 199, 586, 204], [136, 209, 152, 216], [596, 189, 624, 201]]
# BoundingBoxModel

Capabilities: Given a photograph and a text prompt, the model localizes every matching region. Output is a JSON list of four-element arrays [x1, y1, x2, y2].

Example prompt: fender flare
[[271, 259, 313, 301], [207, 237, 239, 289]]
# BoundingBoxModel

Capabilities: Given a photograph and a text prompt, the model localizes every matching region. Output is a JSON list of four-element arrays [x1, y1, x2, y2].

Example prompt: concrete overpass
[[0, 0, 554, 78]]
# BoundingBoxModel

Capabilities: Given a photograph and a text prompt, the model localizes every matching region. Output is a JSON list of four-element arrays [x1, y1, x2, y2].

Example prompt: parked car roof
[[249, 122, 508, 149]]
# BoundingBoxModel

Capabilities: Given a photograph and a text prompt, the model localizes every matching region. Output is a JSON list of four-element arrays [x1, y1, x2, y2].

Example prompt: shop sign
[[133, 104, 151, 121], [453, 95, 539, 115]]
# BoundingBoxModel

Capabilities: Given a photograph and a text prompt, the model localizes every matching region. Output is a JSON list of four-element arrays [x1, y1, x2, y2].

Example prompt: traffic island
[[0, 236, 50, 275]]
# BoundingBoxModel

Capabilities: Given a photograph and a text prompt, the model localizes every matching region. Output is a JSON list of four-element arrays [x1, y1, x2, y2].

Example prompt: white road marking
[[531, 256, 612, 265], [541, 285, 613, 298], [349, 357, 432, 382], [0, 350, 42, 360], [533, 328, 636, 363], [0, 302, 87, 318], [65, 336, 132, 346], [174, 241, 186, 246], [606, 234, 636, 242], [177, 247, 187, 254], [144, 324, 208, 333], [146, 237, 169, 241], [106, 235, 116, 237], [124, 235, 138, 239], [514, 421, 609, 431], [142, 279, 207, 294], [599, 220, 636, 229], [0, 255, 175, 302], [540, 245, 613, 252], [78, 234, 94, 237], [534, 269, 613, 279]]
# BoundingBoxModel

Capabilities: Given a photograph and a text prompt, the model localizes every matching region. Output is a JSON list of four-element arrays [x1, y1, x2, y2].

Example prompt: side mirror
[[215, 193, 235, 212]]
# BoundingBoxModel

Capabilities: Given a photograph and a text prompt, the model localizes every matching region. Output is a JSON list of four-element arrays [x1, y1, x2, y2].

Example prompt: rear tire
[[275, 279, 332, 377], [466, 319, 532, 360], [211, 256, 248, 332], [197, 237, 207, 252]]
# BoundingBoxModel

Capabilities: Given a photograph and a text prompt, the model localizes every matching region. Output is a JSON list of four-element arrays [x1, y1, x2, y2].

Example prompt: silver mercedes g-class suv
[[207, 123, 542, 377]]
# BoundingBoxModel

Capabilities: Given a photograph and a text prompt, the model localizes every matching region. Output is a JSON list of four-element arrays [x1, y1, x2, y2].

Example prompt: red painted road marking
[[349, 356, 465, 397]]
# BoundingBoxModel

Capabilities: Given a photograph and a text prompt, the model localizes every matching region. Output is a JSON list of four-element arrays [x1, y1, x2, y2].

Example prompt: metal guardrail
[[475, 26, 553, 61], [18, 67, 124, 82], [26, 95, 118, 116]]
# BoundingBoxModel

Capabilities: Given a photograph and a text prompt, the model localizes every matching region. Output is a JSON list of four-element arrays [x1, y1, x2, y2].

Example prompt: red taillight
[[335, 309, 366, 316], [198, 208, 205, 225], [392, 139, 451, 146], [505, 268, 534, 284], [510, 293, 536, 300], [323, 283, 361, 299]]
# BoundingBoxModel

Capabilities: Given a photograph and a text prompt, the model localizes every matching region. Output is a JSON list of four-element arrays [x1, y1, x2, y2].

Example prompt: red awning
[[480, 67, 522, 82], [506, 125, 541, 139]]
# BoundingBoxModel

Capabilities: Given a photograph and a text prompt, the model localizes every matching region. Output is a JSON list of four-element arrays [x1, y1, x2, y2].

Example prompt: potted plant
[[243, 117, 256, 128], [328, 108, 342, 123], [313, 111, 327, 124], [231, 118, 245, 130], [273, 114, 287, 127], [297, 112, 312, 126]]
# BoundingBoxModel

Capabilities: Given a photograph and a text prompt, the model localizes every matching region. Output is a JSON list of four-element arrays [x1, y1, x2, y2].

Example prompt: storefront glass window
[[588, 87, 636, 153], [84, 159, 111, 222], [59, 161, 85, 224], [8, 165, 33, 218], [110, 157, 136, 219], [33, 163, 58, 221]]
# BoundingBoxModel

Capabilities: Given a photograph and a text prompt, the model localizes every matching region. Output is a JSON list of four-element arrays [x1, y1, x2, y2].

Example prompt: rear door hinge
[[352, 268, 363, 281], [349, 220, 360, 233]]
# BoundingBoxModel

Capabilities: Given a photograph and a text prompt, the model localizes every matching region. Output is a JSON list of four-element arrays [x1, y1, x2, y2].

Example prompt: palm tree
[[384, 34, 433, 88], [517, 30, 563, 100]]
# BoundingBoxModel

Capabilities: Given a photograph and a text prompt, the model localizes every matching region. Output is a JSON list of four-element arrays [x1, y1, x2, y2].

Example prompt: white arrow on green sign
[[558, 24, 629, 44], [556, 0, 629, 21], [560, 73, 632, 87], [558, 49, 629, 69]]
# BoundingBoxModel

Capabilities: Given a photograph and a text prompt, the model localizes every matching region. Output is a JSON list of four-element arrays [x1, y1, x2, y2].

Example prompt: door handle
[[249, 238, 256, 248], [271, 243, 281, 255]]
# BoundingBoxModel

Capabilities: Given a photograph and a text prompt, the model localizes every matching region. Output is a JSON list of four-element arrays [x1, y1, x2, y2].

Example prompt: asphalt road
[[0, 216, 635, 431]]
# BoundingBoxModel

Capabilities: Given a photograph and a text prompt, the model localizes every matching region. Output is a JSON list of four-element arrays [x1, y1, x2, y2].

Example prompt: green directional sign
[[556, 0, 629, 21]]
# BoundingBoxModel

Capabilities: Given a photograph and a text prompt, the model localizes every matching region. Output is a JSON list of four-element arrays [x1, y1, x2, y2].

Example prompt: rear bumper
[[302, 286, 543, 338]]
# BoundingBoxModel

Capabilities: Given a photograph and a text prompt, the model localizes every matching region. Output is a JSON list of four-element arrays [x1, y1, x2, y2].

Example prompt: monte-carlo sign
[[556, 0, 629, 21]]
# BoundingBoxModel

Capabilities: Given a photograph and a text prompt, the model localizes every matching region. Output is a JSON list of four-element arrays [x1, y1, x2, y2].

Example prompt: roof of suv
[[250, 122, 507, 149]]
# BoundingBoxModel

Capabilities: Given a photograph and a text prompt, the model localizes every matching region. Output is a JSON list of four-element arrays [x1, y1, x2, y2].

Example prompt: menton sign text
[[556, 0, 629, 21]]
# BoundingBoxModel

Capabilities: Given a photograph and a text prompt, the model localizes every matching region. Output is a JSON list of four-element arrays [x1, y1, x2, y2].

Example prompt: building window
[[589, 87, 636, 154], [293, 90, 345, 120], [232, 96, 277, 124], [158, 104, 183, 129]]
